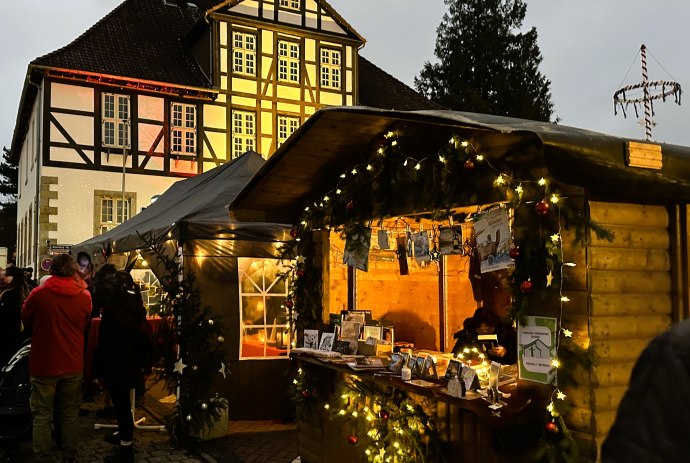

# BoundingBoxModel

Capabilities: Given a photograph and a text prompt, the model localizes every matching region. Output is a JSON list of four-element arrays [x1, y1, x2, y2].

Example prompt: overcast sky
[[2, 0, 689, 151]]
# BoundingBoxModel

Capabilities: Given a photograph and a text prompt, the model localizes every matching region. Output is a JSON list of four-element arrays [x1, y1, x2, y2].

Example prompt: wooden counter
[[292, 353, 548, 463]]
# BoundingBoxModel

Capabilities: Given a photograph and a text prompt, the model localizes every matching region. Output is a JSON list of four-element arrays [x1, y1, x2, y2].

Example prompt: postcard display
[[343, 208, 513, 276]]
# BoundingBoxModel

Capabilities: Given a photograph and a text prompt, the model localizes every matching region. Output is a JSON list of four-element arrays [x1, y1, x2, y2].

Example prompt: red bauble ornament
[[348, 434, 358, 445], [296, 269, 305, 278], [545, 421, 559, 433], [285, 300, 294, 310], [508, 247, 520, 259], [520, 280, 533, 294], [290, 228, 299, 238], [346, 201, 354, 211], [535, 200, 550, 215], [464, 159, 475, 171], [379, 410, 390, 420], [301, 390, 309, 398]]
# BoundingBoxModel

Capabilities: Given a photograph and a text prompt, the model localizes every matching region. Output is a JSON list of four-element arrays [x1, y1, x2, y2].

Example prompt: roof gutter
[[35, 65, 218, 99]]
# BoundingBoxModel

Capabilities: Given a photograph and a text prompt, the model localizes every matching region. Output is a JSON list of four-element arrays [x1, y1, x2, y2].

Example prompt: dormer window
[[279, 0, 300, 10]]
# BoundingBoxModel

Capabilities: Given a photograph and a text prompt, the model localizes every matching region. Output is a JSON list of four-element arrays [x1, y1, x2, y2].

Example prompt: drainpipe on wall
[[27, 79, 43, 272]]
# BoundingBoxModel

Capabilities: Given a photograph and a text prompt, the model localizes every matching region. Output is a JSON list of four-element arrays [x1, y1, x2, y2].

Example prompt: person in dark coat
[[601, 318, 690, 463], [93, 270, 153, 463], [0, 266, 31, 366], [451, 307, 517, 364]]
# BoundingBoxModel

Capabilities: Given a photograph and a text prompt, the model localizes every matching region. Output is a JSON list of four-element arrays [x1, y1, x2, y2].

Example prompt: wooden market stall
[[74, 152, 295, 421], [230, 106, 690, 462]]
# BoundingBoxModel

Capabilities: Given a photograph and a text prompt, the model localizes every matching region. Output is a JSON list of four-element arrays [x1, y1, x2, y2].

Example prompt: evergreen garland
[[290, 360, 446, 463], [139, 232, 230, 450]]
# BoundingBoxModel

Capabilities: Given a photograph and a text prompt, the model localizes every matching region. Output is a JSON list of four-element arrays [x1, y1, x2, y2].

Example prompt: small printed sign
[[518, 316, 557, 384], [48, 244, 72, 255]]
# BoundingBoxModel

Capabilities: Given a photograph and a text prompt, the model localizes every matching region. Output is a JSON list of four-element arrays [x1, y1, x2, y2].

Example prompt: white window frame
[[278, 40, 300, 83], [102, 93, 130, 148], [277, 115, 300, 147], [238, 258, 291, 359], [232, 110, 256, 158], [95, 191, 135, 235], [320, 48, 341, 89], [232, 31, 256, 76], [279, 0, 300, 10], [171, 103, 197, 154]]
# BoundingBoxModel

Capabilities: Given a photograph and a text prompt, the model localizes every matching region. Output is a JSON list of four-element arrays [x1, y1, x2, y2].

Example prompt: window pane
[[172, 104, 182, 127], [242, 296, 266, 325], [172, 129, 182, 152], [118, 96, 129, 120], [104, 95, 115, 118], [246, 53, 255, 75], [185, 132, 195, 153], [185, 106, 195, 128], [266, 297, 287, 323], [233, 51, 243, 73], [104, 121, 115, 145], [101, 198, 113, 222]]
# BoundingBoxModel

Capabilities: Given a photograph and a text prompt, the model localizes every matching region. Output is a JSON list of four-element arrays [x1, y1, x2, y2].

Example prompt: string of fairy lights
[[289, 127, 586, 458]]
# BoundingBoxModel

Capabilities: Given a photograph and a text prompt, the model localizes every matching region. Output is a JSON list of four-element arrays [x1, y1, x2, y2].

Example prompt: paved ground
[[6, 385, 299, 463]]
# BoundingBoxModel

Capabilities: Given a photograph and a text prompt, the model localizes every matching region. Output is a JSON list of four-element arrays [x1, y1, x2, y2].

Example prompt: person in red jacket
[[22, 253, 92, 463]]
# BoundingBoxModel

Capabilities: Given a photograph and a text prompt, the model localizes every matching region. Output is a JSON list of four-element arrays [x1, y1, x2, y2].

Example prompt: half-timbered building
[[10, 0, 439, 271]]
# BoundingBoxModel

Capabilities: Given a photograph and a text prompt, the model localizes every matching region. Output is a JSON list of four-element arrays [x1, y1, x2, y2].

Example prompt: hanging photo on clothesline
[[439, 225, 463, 255], [474, 208, 514, 273], [413, 231, 430, 263], [343, 226, 372, 272], [377, 229, 390, 250]]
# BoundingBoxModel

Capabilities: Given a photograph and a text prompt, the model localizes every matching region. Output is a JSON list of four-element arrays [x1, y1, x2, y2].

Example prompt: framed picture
[[363, 325, 382, 341], [388, 353, 405, 373], [414, 354, 428, 376], [303, 329, 319, 349], [444, 359, 462, 380], [461, 365, 480, 391], [342, 311, 366, 328], [340, 320, 361, 340], [319, 333, 335, 351], [423, 355, 438, 380]]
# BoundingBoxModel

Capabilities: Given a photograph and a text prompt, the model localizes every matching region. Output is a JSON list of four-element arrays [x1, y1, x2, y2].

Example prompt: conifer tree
[[415, 0, 556, 122], [0, 147, 18, 254]]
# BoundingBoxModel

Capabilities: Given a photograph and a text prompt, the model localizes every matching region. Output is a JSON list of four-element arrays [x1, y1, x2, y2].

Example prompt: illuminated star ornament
[[219, 362, 228, 379], [296, 255, 306, 265], [546, 270, 554, 287], [173, 358, 187, 374]]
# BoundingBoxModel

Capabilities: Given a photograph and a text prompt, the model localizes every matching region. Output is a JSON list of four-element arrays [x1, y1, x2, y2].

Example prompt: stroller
[[0, 340, 32, 461]]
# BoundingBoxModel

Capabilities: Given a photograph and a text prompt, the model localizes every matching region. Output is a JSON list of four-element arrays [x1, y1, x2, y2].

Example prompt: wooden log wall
[[562, 201, 672, 462]]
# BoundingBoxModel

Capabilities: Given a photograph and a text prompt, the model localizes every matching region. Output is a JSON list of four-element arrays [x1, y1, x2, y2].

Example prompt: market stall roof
[[230, 106, 690, 224], [74, 151, 291, 257]]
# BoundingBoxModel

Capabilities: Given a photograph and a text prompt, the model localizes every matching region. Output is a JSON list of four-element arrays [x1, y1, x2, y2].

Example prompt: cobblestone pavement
[[8, 390, 299, 463]]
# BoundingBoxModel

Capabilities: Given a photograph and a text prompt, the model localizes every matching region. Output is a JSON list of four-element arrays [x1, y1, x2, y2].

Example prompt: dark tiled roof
[[33, 0, 219, 88], [357, 56, 445, 111]]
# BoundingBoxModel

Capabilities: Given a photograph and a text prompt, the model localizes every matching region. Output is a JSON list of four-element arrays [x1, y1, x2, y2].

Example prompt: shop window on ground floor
[[239, 258, 292, 359]]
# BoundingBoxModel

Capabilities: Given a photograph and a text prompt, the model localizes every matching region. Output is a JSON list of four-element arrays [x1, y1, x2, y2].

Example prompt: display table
[[292, 353, 548, 463]]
